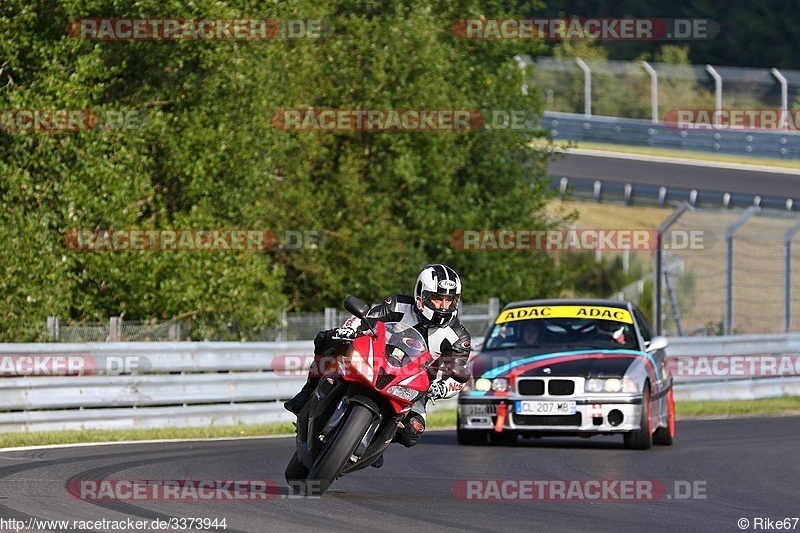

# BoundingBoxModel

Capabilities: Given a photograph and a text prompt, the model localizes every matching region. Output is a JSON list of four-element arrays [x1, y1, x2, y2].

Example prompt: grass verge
[[2, 397, 798, 450]]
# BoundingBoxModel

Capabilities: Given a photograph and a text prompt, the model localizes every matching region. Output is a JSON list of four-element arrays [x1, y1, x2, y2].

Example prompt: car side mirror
[[645, 336, 669, 353]]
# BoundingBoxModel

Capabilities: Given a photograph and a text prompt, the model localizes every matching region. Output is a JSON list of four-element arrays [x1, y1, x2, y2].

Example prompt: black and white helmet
[[414, 264, 462, 326]]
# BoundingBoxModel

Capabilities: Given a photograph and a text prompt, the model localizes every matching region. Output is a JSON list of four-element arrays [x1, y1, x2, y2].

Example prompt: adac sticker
[[496, 305, 633, 324]]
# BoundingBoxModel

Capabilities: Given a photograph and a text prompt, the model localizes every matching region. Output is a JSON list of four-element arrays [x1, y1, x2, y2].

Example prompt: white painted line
[[0, 433, 295, 454]]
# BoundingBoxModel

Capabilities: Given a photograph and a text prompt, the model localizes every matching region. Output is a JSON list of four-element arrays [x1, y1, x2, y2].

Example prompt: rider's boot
[[283, 377, 320, 415]]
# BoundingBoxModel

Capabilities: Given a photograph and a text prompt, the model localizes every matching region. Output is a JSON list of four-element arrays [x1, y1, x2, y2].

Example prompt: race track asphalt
[[0, 415, 797, 532]]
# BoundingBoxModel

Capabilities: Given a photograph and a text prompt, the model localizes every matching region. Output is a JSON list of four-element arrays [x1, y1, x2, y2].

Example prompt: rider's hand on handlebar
[[331, 326, 358, 342]]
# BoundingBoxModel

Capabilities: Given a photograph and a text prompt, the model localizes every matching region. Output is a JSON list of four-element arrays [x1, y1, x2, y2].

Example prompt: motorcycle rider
[[283, 264, 472, 451]]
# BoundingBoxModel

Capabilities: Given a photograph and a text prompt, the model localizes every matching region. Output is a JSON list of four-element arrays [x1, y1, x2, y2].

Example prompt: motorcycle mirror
[[343, 296, 378, 338], [343, 296, 370, 319]]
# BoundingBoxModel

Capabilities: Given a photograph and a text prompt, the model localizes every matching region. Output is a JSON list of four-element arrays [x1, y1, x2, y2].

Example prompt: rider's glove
[[331, 326, 358, 342], [427, 379, 449, 402]]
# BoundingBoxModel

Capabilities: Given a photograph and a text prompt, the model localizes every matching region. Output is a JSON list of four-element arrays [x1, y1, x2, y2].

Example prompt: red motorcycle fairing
[[339, 321, 432, 413], [289, 321, 433, 495]]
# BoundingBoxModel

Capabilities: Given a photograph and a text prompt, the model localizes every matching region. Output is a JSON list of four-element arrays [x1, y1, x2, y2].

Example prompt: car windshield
[[382, 322, 429, 367], [483, 305, 640, 352]]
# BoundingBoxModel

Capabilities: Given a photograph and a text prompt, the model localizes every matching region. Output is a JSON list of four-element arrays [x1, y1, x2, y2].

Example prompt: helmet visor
[[421, 290, 459, 312]]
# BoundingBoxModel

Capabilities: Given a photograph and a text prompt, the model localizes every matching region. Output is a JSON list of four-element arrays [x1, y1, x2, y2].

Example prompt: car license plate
[[515, 401, 576, 415], [464, 404, 497, 416]]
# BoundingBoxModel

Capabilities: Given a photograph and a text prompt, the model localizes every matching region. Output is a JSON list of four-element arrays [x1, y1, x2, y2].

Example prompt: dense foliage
[[0, 0, 576, 340]]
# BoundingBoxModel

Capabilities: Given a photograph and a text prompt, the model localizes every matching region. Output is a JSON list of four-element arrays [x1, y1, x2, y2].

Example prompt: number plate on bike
[[515, 401, 576, 415]]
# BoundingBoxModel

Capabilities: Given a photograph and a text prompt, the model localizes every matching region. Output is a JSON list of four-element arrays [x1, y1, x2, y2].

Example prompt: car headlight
[[584, 377, 637, 393], [385, 386, 422, 401], [491, 378, 508, 392], [475, 378, 491, 392]]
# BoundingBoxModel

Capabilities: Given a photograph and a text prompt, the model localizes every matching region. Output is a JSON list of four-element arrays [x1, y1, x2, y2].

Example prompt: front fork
[[297, 377, 404, 472]]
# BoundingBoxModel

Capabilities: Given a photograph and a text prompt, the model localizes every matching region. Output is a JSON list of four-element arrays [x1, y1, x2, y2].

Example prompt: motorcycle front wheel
[[304, 403, 374, 496]]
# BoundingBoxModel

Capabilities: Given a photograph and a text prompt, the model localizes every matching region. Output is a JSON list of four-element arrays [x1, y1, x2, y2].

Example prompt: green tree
[[0, 0, 564, 340]]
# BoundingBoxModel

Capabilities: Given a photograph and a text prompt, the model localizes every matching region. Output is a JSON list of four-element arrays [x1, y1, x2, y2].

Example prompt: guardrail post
[[641, 61, 658, 124], [783, 221, 800, 332], [655, 202, 694, 335], [725, 207, 760, 335], [705, 65, 722, 127], [575, 58, 592, 118], [771, 68, 788, 130]]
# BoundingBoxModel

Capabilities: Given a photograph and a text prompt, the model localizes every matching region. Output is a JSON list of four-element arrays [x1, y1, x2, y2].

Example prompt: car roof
[[500, 298, 633, 311]]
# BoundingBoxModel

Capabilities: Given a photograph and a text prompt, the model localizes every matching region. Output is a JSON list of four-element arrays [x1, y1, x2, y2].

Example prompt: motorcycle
[[285, 296, 432, 496]]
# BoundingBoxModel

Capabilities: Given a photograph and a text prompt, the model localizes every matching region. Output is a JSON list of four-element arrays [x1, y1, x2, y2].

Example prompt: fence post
[[641, 61, 658, 124], [655, 202, 694, 335], [783, 221, 800, 332], [575, 58, 592, 118], [488, 298, 500, 322], [725, 207, 760, 335], [109, 316, 121, 342], [513, 54, 529, 96], [168, 322, 181, 341], [771, 68, 788, 130], [324, 307, 336, 330], [47, 316, 60, 341], [705, 65, 722, 126]]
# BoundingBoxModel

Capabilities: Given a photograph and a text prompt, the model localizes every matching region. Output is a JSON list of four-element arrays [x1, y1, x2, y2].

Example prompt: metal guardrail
[[544, 111, 800, 159], [1, 334, 799, 433], [545, 113, 800, 210], [551, 175, 798, 211]]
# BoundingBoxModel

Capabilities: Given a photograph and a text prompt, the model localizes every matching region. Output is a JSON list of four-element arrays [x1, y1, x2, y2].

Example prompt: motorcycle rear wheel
[[304, 403, 374, 496]]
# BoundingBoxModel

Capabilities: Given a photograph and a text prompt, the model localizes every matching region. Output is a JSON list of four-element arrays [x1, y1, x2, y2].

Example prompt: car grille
[[517, 378, 576, 396], [512, 413, 582, 426], [518, 379, 545, 395], [548, 379, 575, 396]]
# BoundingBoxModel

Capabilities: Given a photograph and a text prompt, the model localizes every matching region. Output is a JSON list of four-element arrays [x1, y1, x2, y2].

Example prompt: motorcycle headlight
[[585, 378, 637, 393], [386, 386, 422, 402]]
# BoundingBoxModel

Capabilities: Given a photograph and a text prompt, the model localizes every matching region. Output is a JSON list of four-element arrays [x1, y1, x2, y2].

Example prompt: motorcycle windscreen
[[382, 322, 429, 368]]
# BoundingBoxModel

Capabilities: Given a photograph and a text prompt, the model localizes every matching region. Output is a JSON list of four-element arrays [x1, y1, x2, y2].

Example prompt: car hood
[[474, 348, 646, 375]]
